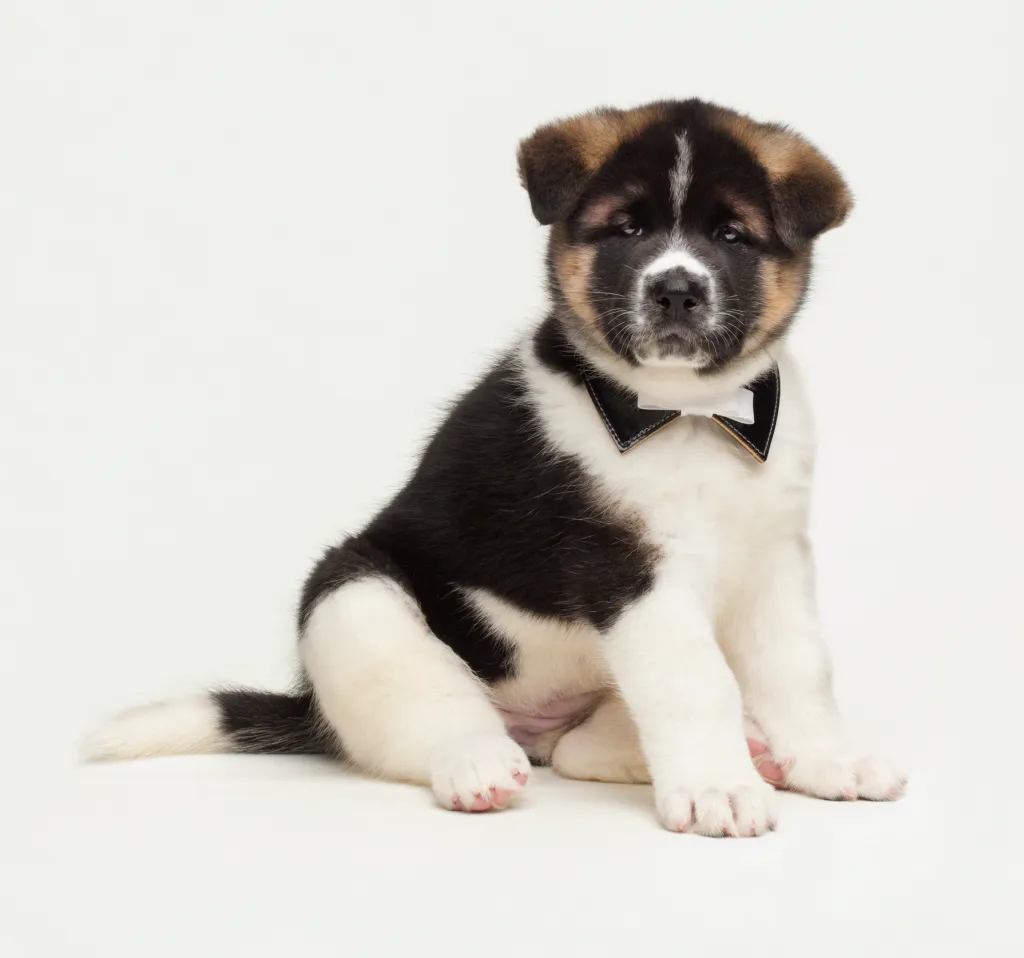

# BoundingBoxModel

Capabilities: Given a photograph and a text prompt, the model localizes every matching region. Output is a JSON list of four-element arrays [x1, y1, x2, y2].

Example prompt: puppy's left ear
[[766, 130, 853, 250], [715, 110, 853, 250]]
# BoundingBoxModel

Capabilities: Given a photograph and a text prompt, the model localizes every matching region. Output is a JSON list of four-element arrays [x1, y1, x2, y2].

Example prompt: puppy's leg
[[302, 578, 530, 812], [552, 696, 784, 787], [551, 694, 650, 784], [601, 559, 776, 837], [722, 535, 906, 801]]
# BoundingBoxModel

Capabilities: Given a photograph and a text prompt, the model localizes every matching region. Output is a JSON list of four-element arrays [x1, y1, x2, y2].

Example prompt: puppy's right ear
[[710, 106, 853, 251], [517, 109, 641, 225]]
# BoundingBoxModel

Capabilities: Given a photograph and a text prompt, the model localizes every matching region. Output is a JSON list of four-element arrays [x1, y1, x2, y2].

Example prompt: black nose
[[650, 272, 707, 320]]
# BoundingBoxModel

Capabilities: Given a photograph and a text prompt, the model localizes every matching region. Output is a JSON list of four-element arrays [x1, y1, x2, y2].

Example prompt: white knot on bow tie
[[636, 386, 756, 425]]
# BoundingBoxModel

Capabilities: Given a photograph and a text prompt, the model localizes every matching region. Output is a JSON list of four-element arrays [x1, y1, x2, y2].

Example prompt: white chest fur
[[473, 342, 819, 713], [520, 342, 815, 568]]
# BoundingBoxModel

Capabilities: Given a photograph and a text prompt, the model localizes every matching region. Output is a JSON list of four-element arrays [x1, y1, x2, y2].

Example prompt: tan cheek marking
[[757, 256, 808, 339], [556, 245, 598, 327]]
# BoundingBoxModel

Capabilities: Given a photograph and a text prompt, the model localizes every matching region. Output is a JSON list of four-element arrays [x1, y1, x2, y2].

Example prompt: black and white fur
[[86, 99, 905, 837]]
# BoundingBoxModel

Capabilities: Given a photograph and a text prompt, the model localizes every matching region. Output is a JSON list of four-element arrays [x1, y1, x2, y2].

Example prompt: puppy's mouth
[[633, 317, 737, 369], [638, 330, 705, 367]]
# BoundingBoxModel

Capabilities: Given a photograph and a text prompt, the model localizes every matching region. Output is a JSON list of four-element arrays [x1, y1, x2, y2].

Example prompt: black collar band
[[581, 363, 781, 461]]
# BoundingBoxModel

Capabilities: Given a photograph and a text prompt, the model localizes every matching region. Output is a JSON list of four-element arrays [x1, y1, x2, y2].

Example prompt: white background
[[2, 1, 1021, 955]]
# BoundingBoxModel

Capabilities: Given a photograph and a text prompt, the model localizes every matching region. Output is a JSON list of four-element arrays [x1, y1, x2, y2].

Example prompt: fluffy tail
[[82, 688, 333, 762]]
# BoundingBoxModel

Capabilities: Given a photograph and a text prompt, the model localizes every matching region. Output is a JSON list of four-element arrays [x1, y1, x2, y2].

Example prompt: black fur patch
[[298, 341, 657, 681], [213, 687, 334, 755]]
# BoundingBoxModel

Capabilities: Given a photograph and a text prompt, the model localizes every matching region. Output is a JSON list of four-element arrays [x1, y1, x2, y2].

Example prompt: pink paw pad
[[469, 793, 491, 812], [747, 738, 786, 787], [511, 769, 529, 786], [489, 786, 513, 807]]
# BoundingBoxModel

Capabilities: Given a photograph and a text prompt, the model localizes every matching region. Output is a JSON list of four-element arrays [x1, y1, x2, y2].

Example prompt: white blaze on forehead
[[635, 132, 716, 329], [643, 247, 710, 279], [669, 132, 693, 221]]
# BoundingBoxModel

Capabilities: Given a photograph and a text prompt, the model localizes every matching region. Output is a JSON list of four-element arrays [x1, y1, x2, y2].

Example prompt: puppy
[[86, 98, 906, 836]]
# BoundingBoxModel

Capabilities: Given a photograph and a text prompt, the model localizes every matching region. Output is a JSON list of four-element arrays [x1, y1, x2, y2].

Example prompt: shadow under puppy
[[86, 98, 906, 837]]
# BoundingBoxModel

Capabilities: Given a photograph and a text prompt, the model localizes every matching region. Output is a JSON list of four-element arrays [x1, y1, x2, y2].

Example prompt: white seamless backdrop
[[1, 2, 1020, 956]]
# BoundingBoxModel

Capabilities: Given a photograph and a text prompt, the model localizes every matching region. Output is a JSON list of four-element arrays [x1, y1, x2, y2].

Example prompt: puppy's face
[[518, 100, 852, 374]]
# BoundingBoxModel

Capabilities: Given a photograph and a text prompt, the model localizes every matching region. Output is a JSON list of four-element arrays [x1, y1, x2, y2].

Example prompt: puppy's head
[[518, 99, 852, 374]]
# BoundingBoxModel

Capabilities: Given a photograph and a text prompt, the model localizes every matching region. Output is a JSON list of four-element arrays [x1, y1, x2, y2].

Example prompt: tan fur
[[578, 185, 643, 231], [577, 194, 627, 231], [754, 254, 810, 345], [549, 227, 631, 364], [719, 188, 771, 243], [555, 242, 598, 327], [713, 108, 831, 181], [552, 110, 630, 174]]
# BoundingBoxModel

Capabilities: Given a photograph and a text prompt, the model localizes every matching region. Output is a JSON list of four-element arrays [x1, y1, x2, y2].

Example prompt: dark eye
[[715, 224, 743, 244], [620, 218, 643, 237]]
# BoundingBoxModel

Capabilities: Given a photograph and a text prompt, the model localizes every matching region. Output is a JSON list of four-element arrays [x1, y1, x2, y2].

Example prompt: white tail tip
[[81, 694, 230, 762]]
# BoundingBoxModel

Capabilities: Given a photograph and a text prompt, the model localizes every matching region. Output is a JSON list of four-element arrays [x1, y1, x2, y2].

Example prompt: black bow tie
[[581, 364, 781, 461]]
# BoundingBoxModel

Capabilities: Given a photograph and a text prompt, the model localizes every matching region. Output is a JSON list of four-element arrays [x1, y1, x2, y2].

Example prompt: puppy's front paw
[[850, 756, 908, 801], [431, 733, 531, 812], [782, 753, 907, 802], [656, 781, 777, 837]]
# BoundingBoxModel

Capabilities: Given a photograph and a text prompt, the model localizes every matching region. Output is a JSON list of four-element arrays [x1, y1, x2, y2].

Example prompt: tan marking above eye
[[579, 195, 630, 231], [718, 190, 770, 243], [578, 184, 646, 231]]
